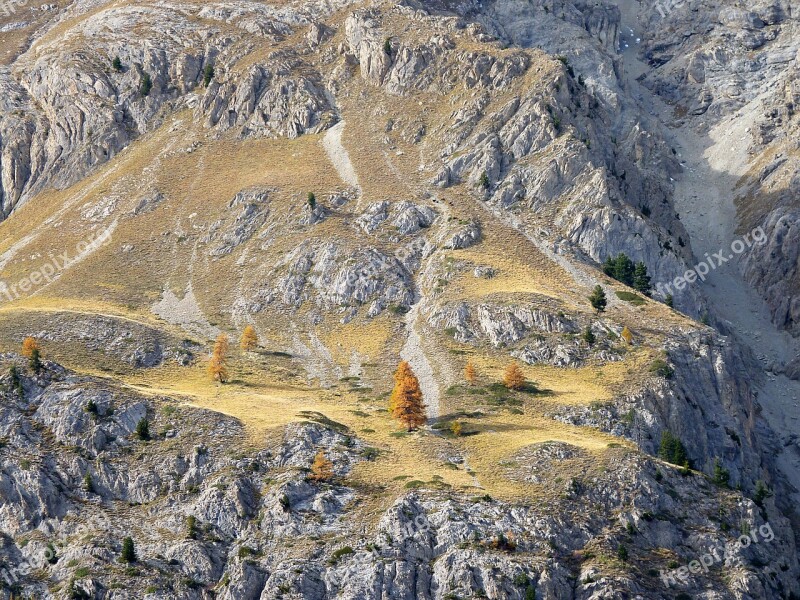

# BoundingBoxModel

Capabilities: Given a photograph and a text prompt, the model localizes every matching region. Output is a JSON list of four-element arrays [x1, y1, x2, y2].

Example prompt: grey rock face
[[629, 0, 800, 331], [24, 313, 197, 368], [356, 201, 436, 236], [0, 358, 797, 598], [556, 330, 770, 492], [430, 300, 627, 366], [740, 207, 800, 335], [430, 301, 577, 345], [199, 54, 334, 139], [204, 188, 271, 257], [443, 221, 481, 249], [270, 241, 417, 314]]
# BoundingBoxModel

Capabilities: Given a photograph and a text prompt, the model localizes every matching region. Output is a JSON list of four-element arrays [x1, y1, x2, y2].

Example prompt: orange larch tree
[[22, 337, 40, 358], [240, 325, 258, 351], [309, 450, 334, 482], [214, 333, 229, 357], [208, 334, 229, 383], [389, 360, 426, 431], [503, 362, 526, 391], [464, 361, 477, 385], [388, 361, 411, 413]]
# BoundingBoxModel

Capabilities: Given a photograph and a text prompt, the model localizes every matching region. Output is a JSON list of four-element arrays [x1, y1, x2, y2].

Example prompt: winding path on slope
[[616, 2, 800, 504]]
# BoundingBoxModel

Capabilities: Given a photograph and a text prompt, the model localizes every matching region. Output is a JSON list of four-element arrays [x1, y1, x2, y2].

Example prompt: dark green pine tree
[[120, 537, 136, 563], [602, 253, 636, 287], [29, 348, 42, 374], [589, 285, 607, 313], [658, 430, 688, 466], [633, 261, 652, 295]]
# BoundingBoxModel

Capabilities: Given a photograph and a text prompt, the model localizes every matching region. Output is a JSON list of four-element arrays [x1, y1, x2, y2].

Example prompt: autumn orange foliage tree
[[208, 334, 229, 383], [503, 362, 526, 391], [389, 361, 426, 431], [464, 361, 476, 385], [240, 325, 258, 351], [621, 326, 633, 345], [21, 337, 40, 358], [309, 450, 334, 482]]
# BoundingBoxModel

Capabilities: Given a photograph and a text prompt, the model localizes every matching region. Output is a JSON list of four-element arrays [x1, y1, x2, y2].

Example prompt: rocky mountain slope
[[0, 0, 798, 598], [1, 356, 798, 599]]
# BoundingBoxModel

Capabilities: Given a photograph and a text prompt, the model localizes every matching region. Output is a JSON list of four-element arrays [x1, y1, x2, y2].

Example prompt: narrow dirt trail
[[616, 3, 800, 501], [322, 121, 361, 193], [401, 300, 441, 419]]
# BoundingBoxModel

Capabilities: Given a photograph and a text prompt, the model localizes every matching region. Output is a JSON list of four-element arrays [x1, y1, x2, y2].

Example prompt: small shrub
[[488, 531, 516, 552], [617, 543, 628, 561], [135, 418, 150, 441], [29, 348, 42, 374], [186, 515, 197, 540], [649, 359, 674, 379], [9, 365, 22, 396], [658, 430, 688, 466], [112, 56, 122, 71], [362, 447, 380, 461], [513, 573, 529, 586], [203, 63, 215, 87], [389, 304, 409, 315], [615, 290, 645, 306], [754, 480, 772, 506], [237, 546, 258, 558], [85, 399, 98, 416], [330, 546, 354, 563], [139, 72, 152, 97], [712, 458, 730, 488]]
